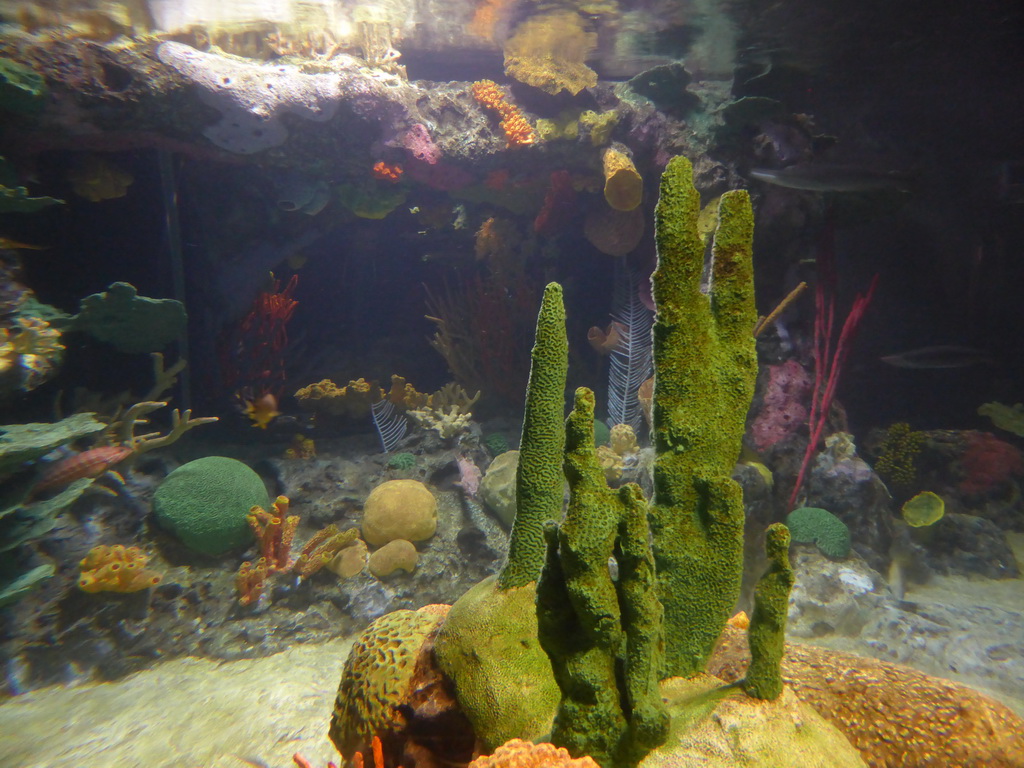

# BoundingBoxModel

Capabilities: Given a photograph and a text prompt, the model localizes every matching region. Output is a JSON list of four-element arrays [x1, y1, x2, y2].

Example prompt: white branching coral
[[408, 404, 473, 440]]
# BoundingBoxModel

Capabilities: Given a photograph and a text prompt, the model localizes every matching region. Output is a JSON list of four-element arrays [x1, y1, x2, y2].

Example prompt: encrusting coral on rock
[[709, 623, 1024, 768], [471, 80, 537, 147]]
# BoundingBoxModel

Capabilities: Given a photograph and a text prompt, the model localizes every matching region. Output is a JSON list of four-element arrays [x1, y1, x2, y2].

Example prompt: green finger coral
[[743, 523, 795, 700], [538, 387, 668, 768]]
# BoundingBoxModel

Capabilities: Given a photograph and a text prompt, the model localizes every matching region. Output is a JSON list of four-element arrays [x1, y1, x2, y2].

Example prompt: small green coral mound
[[387, 451, 416, 470], [901, 491, 944, 527], [785, 507, 851, 559], [483, 432, 510, 457], [153, 457, 269, 556], [70, 282, 187, 354]]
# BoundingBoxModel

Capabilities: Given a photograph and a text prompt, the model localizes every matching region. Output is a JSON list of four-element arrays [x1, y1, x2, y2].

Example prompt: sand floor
[[0, 638, 352, 768]]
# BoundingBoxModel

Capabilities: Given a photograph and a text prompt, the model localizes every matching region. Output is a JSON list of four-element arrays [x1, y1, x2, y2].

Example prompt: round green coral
[[785, 507, 851, 559], [153, 457, 269, 556], [387, 451, 416, 470], [484, 433, 510, 457]]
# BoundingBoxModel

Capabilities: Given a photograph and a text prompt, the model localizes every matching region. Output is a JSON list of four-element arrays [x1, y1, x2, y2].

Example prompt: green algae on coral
[[743, 523, 795, 700], [649, 156, 758, 679], [434, 576, 560, 750], [537, 387, 667, 768]]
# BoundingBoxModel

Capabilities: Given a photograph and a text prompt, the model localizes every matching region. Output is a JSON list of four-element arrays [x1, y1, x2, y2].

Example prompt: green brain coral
[[387, 451, 416, 470], [153, 457, 269, 556], [785, 507, 851, 559]]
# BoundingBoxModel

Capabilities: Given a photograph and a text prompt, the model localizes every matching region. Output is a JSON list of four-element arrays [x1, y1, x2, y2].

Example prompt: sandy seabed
[[0, 638, 353, 768]]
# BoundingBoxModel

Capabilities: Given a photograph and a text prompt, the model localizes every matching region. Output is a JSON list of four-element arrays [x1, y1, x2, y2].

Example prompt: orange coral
[[78, 545, 162, 593], [467, 0, 512, 40], [236, 558, 270, 606], [293, 524, 360, 579], [384, 374, 430, 410], [372, 161, 403, 182], [472, 80, 536, 147], [248, 495, 299, 571], [468, 739, 600, 768]]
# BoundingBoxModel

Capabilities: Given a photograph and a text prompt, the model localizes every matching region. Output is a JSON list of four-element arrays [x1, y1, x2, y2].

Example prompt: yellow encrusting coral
[[78, 545, 162, 593], [503, 11, 597, 96]]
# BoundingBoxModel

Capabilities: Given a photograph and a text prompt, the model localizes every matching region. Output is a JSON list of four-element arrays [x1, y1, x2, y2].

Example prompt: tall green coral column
[[649, 156, 758, 679], [433, 282, 567, 750], [500, 282, 569, 589]]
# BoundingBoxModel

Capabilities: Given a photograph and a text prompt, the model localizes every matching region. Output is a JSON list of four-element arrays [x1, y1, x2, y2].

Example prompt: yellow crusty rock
[[708, 624, 1024, 768], [368, 538, 419, 578], [361, 478, 437, 546], [640, 675, 867, 768], [503, 10, 597, 96], [327, 538, 368, 578]]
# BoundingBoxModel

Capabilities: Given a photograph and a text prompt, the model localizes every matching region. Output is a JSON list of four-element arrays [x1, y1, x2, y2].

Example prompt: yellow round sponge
[[361, 479, 437, 546]]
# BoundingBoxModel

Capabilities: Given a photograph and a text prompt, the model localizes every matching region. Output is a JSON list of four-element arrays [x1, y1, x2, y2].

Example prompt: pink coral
[[402, 123, 440, 165], [751, 360, 811, 451], [959, 432, 1024, 496], [455, 455, 482, 498]]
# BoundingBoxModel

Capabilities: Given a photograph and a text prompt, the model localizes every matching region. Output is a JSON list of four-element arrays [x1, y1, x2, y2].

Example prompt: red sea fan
[[958, 432, 1024, 496]]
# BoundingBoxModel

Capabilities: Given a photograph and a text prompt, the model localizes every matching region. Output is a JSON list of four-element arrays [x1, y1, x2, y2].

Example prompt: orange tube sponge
[[78, 544, 162, 593], [472, 80, 536, 147]]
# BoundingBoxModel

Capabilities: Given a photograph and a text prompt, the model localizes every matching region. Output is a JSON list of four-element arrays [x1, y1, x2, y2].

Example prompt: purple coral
[[751, 359, 811, 452]]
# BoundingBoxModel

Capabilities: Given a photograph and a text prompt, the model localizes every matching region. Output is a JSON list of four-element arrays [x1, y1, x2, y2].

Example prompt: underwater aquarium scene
[[1, 0, 1024, 766]]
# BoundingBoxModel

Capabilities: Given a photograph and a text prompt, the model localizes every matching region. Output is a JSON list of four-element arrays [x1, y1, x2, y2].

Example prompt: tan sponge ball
[[361, 479, 437, 546]]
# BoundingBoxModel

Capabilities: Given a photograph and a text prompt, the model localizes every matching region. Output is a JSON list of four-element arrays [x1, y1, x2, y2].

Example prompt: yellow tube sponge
[[78, 544, 162, 593], [602, 146, 643, 211]]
